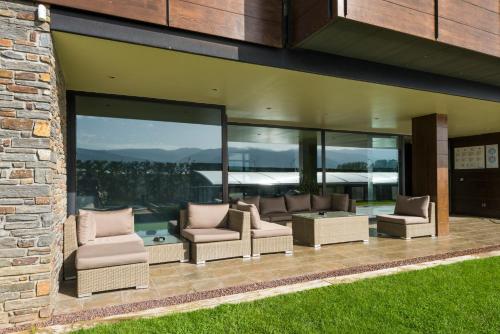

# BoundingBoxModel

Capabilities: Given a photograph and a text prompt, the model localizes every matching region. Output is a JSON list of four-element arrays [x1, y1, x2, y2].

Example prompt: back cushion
[[187, 203, 229, 229], [395, 195, 430, 218], [237, 202, 261, 229], [260, 197, 287, 215], [331, 193, 349, 212], [242, 196, 260, 211], [77, 210, 96, 245], [285, 194, 311, 212], [312, 194, 331, 211], [80, 208, 134, 238]]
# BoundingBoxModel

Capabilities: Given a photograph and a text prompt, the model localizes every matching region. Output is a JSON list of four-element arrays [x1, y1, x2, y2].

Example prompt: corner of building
[[0, 0, 66, 329]]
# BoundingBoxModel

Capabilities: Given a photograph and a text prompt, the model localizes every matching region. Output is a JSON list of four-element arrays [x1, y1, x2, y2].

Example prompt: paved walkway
[[54, 216, 500, 316]]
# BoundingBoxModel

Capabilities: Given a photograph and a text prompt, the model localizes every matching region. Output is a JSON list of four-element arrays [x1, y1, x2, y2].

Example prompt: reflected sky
[[77, 116, 221, 150]]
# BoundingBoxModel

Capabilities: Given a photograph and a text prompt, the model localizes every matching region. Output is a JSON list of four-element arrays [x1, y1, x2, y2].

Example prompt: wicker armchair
[[64, 214, 149, 298], [180, 208, 251, 264], [377, 201, 436, 240]]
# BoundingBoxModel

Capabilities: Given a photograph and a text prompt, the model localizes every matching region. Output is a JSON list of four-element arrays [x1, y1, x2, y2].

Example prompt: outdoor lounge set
[[64, 194, 435, 297]]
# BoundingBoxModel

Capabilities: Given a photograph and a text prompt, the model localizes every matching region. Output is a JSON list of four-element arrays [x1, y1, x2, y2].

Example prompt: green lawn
[[357, 200, 396, 207], [75, 257, 500, 334]]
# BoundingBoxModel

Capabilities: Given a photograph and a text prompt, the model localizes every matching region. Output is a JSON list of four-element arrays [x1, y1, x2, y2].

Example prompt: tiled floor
[[55, 216, 500, 315]]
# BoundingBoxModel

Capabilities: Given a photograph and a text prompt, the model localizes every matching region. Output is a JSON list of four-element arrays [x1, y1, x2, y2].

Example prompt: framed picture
[[454, 146, 485, 170], [486, 144, 499, 168]]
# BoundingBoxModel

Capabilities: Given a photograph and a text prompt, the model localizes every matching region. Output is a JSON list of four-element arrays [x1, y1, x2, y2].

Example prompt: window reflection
[[324, 132, 399, 216], [227, 125, 322, 199], [75, 96, 222, 239]]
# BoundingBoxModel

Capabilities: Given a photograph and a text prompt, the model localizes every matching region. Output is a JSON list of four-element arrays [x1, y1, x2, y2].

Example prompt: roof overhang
[[53, 32, 500, 137]]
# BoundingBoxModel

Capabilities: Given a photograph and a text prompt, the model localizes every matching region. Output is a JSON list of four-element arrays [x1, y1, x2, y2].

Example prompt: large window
[[324, 132, 399, 215], [75, 95, 222, 236], [227, 125, 321, 199], [72, 94, 403, 225]]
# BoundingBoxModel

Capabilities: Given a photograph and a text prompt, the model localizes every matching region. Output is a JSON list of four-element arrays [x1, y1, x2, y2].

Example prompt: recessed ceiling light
[[211, 88, 219, 92], [108, 76, 116, 79]]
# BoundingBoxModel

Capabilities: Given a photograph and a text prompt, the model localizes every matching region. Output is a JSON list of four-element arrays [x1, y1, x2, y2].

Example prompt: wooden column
[[412, 114, 449, 236]]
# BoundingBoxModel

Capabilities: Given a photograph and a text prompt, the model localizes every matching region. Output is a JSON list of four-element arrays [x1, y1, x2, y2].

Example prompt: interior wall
[[450, 132, 500, 218]]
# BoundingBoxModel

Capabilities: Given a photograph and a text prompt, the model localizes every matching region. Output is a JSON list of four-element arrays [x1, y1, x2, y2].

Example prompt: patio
[[54, 216, 500, 316]]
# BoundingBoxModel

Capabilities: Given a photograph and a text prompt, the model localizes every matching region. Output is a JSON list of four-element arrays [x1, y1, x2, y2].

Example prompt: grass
[[357, 200, 396, 207], [74, 256, 500, 334]]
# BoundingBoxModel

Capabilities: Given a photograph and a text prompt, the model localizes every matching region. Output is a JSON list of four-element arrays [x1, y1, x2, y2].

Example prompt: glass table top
[[293, 211, 363, 219], [135, 220, 183, 246]]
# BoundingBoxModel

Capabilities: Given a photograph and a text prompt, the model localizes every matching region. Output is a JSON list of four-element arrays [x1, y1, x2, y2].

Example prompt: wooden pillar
[[412, 114, 449, 236]]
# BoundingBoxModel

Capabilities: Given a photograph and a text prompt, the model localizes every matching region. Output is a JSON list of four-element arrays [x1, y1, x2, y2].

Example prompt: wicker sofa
[[180, 203, 251, 264], [376, 195, 436, 240], [64, 208, 149, 298], [236, 201, 293, 257], [234, 193, 356, 227]]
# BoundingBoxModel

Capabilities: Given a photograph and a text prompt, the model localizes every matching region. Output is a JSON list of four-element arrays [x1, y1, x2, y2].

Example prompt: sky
[[77, 116, 222, 150]]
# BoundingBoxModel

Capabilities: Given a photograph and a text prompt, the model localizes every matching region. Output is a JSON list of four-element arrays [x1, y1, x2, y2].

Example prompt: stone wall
[[0, 0, 66, 329]]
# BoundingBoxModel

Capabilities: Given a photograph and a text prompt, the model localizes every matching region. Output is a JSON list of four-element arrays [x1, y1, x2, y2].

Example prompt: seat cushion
[[77, 211, 96, 246], [285, 193, 311, 212], [76, 238, 148, 270], [181, 228, 240, 243], [394, 195, 430, 218], [80, 208, 134, 238], [377, 214, 429, 225], [237, 202, 261, 229], [260, 196, 287, 215], [251, 221, 292, 238], [332, 193, 349, 212], [261, 212, 293, 223], [187, 203, 229, 229], [311, 194, 331, 211]]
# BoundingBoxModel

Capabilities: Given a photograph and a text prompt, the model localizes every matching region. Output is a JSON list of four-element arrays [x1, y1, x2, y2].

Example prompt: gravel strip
[[3, 244, 500, 334]]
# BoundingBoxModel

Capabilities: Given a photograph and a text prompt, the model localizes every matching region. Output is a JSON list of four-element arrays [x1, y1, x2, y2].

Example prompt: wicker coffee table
[[292, 211, 369, 248], [139, 225, 189, 264]]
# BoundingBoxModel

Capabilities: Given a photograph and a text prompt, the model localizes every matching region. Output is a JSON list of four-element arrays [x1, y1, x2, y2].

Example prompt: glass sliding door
[[324, 132, 399, 216], [75, 95, 223, 237], [227, 125, 322, 199]]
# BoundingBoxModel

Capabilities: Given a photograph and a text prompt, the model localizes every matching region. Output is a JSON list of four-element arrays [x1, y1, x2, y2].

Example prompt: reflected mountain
[[77, 147, 398, 170]]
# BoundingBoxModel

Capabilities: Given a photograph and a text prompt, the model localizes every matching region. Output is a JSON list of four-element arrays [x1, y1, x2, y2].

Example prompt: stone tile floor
[[55, 216, 500, 315]]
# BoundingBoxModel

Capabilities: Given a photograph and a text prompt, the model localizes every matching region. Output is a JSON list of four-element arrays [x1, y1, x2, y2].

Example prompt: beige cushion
[[251, 221, 292, 238], [237, 202, 261, 229], [77, 211, 96, 246], [80, 208, 134, 238], [87, 233, 143, 246], [242, 196, 260, 211], [311, 194, 331, 211], [260, 196, 287, 215], [75, 239, 147, 270], [187, 203, 229, 229], [285, 193, 311, 212], [377, 214, 429, 225], [332, 193, 349, 212], [181, 228, 240, 243], [394, 195, 430, 218]]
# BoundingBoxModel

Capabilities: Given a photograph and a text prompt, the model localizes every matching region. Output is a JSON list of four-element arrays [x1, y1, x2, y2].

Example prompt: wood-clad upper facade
[[41, 1, 499, 57]]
